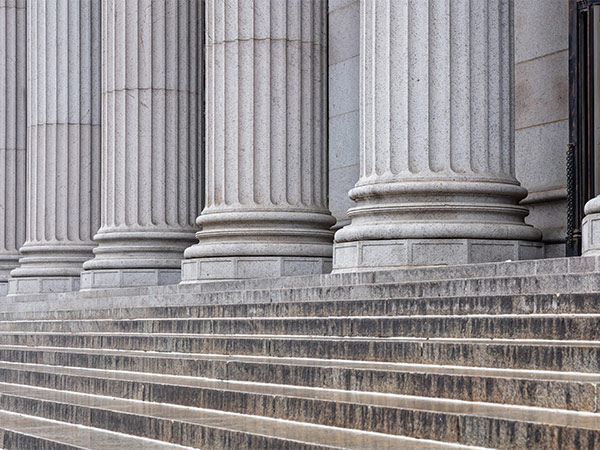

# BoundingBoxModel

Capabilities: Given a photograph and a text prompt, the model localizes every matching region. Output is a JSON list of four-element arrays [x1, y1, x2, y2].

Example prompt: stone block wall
[[328, 0, 360, 229], [514, 0, 569, 258]]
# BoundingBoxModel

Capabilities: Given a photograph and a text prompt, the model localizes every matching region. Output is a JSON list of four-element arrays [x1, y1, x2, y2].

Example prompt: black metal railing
[[568, 0, 600, 255]]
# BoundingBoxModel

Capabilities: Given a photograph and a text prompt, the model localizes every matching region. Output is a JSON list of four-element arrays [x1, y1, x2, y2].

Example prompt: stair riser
[[0, 394, 329, 449], [1, 391, 598, 449], [0, 429, 80, 450], [0, 361, 594, 413], [0, 335, 598, 373], [2, 316, 600, 340]]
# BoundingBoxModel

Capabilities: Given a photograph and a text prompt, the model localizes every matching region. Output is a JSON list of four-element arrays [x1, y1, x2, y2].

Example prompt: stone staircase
[[0, 257, 600, 448]]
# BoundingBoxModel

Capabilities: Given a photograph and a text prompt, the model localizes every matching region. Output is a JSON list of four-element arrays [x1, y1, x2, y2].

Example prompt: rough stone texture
[[514, 0, 568, 257], [9, 0, 101, 295], [81, 0, 203, 289], [0, 0, 26, 293], [182, 0, 335, 282], [333, 0, 542, 271]]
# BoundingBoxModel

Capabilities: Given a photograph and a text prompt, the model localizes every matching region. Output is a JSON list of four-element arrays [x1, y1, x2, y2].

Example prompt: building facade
[[0, 0, 575, 296]]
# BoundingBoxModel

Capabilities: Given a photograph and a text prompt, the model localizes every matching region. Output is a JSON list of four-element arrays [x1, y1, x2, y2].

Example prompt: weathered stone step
[[1, 347, 597, 411], [0, 355, 595, 414], [0, 378, 598, 449], [3, 292, 600, 322], [0, 410, 188, 449], [0, 334, 599, 372], [5, 272, 600, 319], [0, 382, 479, 449], [2, 314, 600, 340], [9, 255, 596, 305]]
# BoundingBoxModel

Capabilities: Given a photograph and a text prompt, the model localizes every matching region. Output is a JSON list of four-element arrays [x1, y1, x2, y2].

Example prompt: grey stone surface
[[0, 0, 26, 291], [516, 120, 568, 196], [514, 0, 568, 63], [328, 1, 360, 66], [81, 0, 203, 289], [9, 0, 102, 295], [327, 0, 360, 227], [333, 0, 542, 270], [515, 50, 568, 130], [182, 0, 335, 282], [514, 0, 569, 255]]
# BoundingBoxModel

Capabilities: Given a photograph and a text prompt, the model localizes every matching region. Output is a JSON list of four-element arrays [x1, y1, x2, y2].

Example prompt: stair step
[[0, 356, 597, 412], [0, 410, 188, 449], [0, 382, 478, 449], [7, 255, 596, 305], [1, 333, 599, 372], [0, 351, 595, 411], [2, 314, 600, 340], [4, 292, 600, 322], [5, 272, 600, 320], [0, 379, 596, 448]]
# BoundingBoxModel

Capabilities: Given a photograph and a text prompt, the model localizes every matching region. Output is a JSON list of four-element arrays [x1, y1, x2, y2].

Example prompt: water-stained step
[[0, 382, 476, 449], [0, 380, 597, 448], [0, 357, 596, 412], [5, 272, 600, 322], [0, 410, 190, 449], [0, 333, 599, 372], [3, 292, 600, 323], [1, 314, 600, 340]]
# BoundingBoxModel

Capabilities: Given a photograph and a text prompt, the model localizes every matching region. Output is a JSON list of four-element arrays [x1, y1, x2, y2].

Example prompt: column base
[[181, 256, 332, 283], [333, 238, 543, 272], [7, 276, 80, 295], [80, 268, 181, 290], [0, 282, 7, 297]]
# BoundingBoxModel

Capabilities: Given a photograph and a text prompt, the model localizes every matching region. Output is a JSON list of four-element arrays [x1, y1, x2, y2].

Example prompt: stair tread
[[6, 312, 600, 322], [0, 410, 189, 449], [0, 382, 478, 449], [0, 363, 598, 430], [1, 345, 598, 382], [3, 330, 600, 345]]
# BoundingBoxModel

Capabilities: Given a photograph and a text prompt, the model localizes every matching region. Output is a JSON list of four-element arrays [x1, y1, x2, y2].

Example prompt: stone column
[[333, 0, 542, 271], [9, 0, 101, 294], [81, 0, 202, 289], [0, 0, 26, 296], [181, 0, 335, 282]]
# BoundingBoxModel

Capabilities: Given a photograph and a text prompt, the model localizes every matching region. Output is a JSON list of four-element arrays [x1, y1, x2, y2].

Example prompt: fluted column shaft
[[182, 0, 334, 281], [333, 0, 541, 271], [0, 0, 26, 295], [81, 0, 202, 289], [9, 0, 101, 294]]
